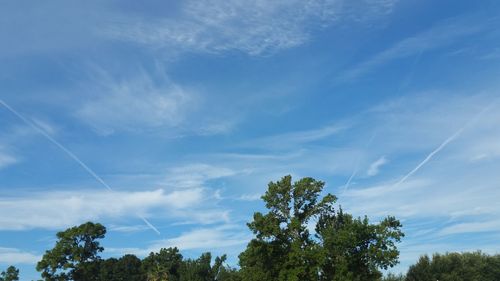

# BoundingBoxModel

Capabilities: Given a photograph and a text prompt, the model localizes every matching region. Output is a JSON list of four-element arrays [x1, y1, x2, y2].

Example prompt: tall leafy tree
[[0, 266, 19, 281], [36, 222, 106, 281], [239, 176, 333, 281], [316, 209, 403, 280], [239, 175, 404, 281], [143, 247, 183, 281]]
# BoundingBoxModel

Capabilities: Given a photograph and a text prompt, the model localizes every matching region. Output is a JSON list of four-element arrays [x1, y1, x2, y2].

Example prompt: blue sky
[[1, 0, 500, 279]]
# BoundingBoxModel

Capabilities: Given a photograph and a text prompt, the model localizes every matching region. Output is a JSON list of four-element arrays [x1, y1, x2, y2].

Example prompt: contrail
[[0, 99, 161, 235], [342, 132, 377, 194], [393, 127, 464, 187], [341, 165, 359, 194], [394, 102, 496, 187]]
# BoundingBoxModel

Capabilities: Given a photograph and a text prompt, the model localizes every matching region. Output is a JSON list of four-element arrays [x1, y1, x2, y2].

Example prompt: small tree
[[36, 222, 106, 281], [0, 266, 19, 281]]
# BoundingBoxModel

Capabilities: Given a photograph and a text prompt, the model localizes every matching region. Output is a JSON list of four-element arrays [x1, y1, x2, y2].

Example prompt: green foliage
[[316, 209, 403, 280], [406, 251, 500, 281], [31, 175, 405, 280], [141, 249, 240, 281], [97, 255, 145, 281], [36, 221, 106, 281], [239, 175, 404, 281], [0, 266, 19, 281], [143, 247, 183, 281]]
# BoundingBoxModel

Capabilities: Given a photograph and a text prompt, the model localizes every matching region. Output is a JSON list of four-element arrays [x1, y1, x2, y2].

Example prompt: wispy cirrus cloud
[[107, 0, 398, 56], [242, 123, 349, 150], [0, 247, 40, 264], [0, 188, 226, 231], [340, 15, 494, 81], [76, 68, 195, 135], [440, 219, 500, 236], [334, 94, 500, 264], [341, 92, 500, 209], [148, 224, 250, 251], [71, 66, 239, 137], [0, 149, 18, 170], [165, 163, 238, 189], [108, 224, 251, 258]]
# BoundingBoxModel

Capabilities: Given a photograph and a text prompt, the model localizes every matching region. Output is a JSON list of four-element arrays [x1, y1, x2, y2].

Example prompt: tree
[[0, 266, 19, 281], [97, 258, 118, 281], [99, 254, 145, 281], [316, 209, 403, 280], [179, 252, 214, 281], [36, 222, 106, 281], [141, 248, 237, 281], [212, 255, 242, 281], [406, 251, 500, 281], [143, 247, 183, 281], [238, 175, 404, 281]]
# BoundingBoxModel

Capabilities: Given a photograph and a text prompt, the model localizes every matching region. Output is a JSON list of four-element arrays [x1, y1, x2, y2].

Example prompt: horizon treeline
[[2, 176, 499, 281]]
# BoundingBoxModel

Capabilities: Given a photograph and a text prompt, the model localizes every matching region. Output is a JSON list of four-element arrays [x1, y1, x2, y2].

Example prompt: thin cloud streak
[[394, 102, 496, 187], [0, 188, 222, 230], [340, 16, 489, 81], [342, 132, 377, 194], [0, 99, 161, 235]]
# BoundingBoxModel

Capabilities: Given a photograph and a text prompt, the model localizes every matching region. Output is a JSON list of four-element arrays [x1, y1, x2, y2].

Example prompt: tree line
[[2, 176, 499, 280]]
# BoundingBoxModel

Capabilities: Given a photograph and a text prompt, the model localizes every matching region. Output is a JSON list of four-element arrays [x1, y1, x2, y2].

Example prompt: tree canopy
[[36, 222, 106, 281], [4, 175, 500, 280], [239, 175, 404, 281], [406, 251, 500, 281], [34, 224, 238, 281], [0, 266, 19, 281], [6, 175, 408, 280]]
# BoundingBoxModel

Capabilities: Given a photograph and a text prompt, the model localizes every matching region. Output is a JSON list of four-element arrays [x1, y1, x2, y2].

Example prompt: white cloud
[[165, 164, 237, 188], [367, 155, 388, 176], [238, 193, 262, 201], [440, 220, 500, 236], [110, 224, 251, 257], [107, 0, 398, 56], [316, 92, 500, 239], [0, 188, 226, 230], [0, 247, 40, 264], [344, 178, 429, 200], [76, 69, 195, 135], [0, 150, 18, 169], [108, 224, 151, 233], [150, 225, 249, 251], [163, 188, 205, 209], [466, 134, 500, 162]]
